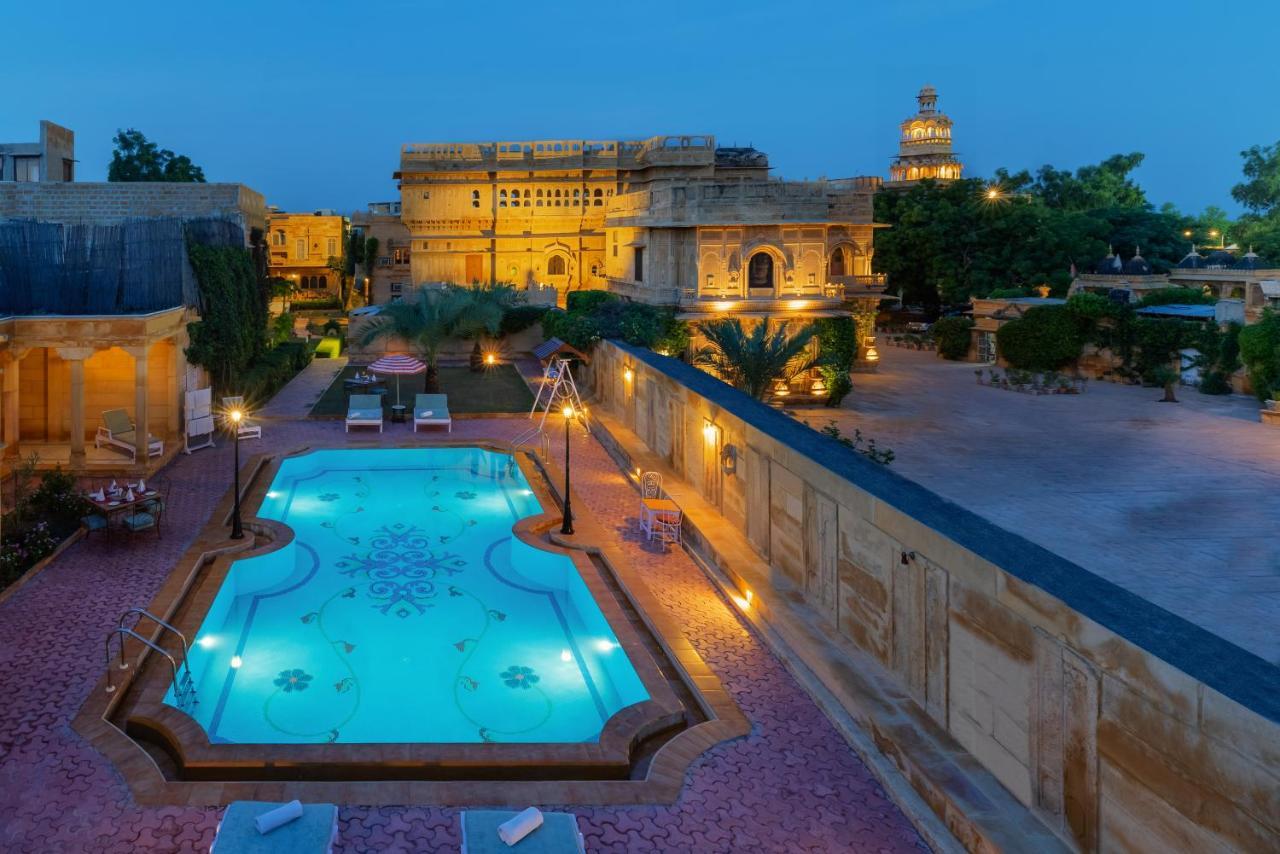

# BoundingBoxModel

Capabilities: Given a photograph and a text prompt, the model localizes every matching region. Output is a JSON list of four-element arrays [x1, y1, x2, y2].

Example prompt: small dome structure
[[1122, 247, 1152, 276], [1205, 249, 1235, 269], [1234, 247, 1267, 270], [1175, 247, 1205, 269], [1094, 247, 1123, 275]]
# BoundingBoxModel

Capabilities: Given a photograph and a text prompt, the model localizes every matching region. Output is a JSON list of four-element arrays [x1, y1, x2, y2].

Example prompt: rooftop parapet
[[399, 135, 717, 172]]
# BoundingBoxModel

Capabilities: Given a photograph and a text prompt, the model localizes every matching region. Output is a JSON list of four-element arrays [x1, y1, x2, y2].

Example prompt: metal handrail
[[105, 627, 185, 700], [116, 608, 192, 680]]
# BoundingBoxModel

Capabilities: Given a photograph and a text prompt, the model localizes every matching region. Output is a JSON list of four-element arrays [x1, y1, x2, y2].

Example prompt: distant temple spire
[[887, 86, 963, 186]]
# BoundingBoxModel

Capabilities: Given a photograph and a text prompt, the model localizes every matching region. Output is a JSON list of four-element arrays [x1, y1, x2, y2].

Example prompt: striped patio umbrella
[[368, 354, 426, 406]]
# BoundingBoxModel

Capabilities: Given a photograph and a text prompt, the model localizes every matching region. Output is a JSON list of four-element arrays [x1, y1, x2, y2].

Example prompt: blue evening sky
[[5, 0, 1277, 215]]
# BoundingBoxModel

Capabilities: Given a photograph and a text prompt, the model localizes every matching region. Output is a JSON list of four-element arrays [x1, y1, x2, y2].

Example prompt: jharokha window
[[547, 255, 566, 276], [748, 252, 773, 291]]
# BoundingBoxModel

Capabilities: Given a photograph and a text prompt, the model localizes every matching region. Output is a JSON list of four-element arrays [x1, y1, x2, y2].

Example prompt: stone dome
[[1176, 249, 1206, 269], [1206, 249, 1235, 269], [1094, 251, 1124, 275], [1234, 248, 1267, 270], [1122, 251, 1152, 275]]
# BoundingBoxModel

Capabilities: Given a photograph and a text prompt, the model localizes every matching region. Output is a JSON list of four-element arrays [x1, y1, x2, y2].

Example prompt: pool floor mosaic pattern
[[0, 417, 926, 852], [177, 448, 645, 745]]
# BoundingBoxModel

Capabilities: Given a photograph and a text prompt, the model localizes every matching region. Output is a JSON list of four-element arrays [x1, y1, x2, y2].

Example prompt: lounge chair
[[413, 393, 452, 433], [461, 810, 584, 854], [210, 801, 338, 854], [222, 396, 262, 440], [346, 394, 384, 433], [95, 409, 163, 461]]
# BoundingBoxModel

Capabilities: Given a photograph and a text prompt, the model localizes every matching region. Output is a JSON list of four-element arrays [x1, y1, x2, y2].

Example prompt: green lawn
[[310, 364, 534, 417]]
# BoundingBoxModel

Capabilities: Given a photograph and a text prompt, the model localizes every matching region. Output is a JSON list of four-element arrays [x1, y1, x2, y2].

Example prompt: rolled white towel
[[498, 807, 543, 846], [255, 799, 304, 835]]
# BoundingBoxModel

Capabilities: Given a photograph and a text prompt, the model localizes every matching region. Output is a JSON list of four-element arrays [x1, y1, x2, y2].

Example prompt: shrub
[[1238, 309, 1280, 400], [540, 309, 601, 351], [995, 305, 1084, 371], [236, 340, 315, 403], [499, 305, 550, 337], [813, 317, 859, 406], [290, 297, 342, 311], [987, 287, 1029, 299], [930, 316, 974, 360], [566, 290, 619, 313], [1138, 287, 1215, 308]]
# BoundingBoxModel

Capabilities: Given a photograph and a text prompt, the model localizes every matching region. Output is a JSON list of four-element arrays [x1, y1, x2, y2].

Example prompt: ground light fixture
[[485, 352, 496, 366], [560, 404, 575, 535], [229, 408, 245, 540]]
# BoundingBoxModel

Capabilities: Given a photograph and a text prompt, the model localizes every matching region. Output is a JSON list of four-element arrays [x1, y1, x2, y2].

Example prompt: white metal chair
[[222, 396, 262, 440]]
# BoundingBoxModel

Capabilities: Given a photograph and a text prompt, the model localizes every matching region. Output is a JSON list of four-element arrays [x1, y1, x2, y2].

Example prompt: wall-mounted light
[[865, 344, 880, 363], [722, 443, 737, 474], [811, 376, 826, 394], [773, 380, 790, 397], [623, 367, 633, 382], [900, 550, 916, 565], [703, 421, 717, 442]]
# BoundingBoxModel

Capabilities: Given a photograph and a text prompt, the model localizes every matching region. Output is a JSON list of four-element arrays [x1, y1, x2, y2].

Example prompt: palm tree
[[455, 284, 518, 370], [358, 285, 518, 391], [693, 317, 817, 400]]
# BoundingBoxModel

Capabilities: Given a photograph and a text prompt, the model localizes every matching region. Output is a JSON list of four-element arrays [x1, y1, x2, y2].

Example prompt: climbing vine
[[185, 242, 267, 391]]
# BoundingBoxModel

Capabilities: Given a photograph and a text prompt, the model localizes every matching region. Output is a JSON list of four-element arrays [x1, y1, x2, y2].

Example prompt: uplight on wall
[[702, 421, 717, 442], [623, 367, 633, 382]]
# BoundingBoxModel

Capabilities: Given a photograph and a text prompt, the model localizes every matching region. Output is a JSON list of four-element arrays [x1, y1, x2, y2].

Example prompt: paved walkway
[[792, 348, 1280, 664], [0, 416, 927, 852], [257, 355, 347, 419]]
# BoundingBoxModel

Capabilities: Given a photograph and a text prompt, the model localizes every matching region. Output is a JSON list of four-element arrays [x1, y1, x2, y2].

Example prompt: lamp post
[[229, 409, 244, 540], [560, 404, 575, 535]]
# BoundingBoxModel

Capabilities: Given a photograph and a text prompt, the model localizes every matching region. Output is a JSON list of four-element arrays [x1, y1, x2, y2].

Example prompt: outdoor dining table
[[86, 486, 159, 526], [639, 497, 681, 525]]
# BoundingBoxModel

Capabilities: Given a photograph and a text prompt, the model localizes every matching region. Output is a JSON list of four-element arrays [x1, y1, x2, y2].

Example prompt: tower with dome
[[886, 85, 964, 186]]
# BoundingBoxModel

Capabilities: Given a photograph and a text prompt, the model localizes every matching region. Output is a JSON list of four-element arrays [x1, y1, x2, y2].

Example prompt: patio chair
[[210, 801, 338, 854], [640, 471, 662, 500], [345, 394, 384, 433], [121, 487, 165, 538], [221, 396, 262, 440], [460, 809, 584, 854], [139, 480, 169, 535], [81, 507, 109, 537], [413, 393, 452, 433], [95, 409, 163, 462]]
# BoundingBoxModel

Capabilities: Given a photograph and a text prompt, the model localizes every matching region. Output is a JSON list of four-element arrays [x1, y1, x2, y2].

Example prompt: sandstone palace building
[[386, 135, 888, 323]]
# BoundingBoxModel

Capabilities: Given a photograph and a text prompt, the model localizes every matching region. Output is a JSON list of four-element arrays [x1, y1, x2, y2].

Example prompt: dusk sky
[[6, 0, 1278, 216]]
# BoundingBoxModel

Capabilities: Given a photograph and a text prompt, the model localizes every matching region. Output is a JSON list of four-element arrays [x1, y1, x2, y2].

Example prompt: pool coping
[[73, 439, 749, 806]]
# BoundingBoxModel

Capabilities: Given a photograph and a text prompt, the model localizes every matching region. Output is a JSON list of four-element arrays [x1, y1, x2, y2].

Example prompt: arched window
[[829, 247, 847, 277], [593, 188, 603, 206], [547, 255, 566, 276], [536, 189, 543, 197], [273, 229, 285, 246], [748, 252, 774, 291], [471, 189, 481, 208], [318, 275, 328, 289]]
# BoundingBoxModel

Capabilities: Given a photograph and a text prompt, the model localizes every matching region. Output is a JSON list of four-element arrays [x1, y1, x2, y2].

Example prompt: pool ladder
[[104, 608, 198, 713]]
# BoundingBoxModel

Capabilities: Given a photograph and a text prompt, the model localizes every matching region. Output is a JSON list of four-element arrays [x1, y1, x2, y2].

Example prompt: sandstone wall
[[586, 339, 1279, 852], [0, 182, 266, 238]]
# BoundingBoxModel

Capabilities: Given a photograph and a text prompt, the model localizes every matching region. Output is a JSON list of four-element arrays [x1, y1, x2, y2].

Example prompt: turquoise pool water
[[167, 447, 649, 744]]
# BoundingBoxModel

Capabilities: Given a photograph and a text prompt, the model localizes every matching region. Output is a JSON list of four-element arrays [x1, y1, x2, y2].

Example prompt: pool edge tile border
[[72, 440, 749, 807]]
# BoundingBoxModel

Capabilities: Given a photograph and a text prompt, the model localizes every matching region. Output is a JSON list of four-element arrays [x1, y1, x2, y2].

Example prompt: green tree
[[995, 305, 1084, 371], [1238, 309, 1280, 400], [108, 129, 206, 182], [931, 316, 974, 360], [1232, 141, 1280, 215], [693, 317, 816, 400]]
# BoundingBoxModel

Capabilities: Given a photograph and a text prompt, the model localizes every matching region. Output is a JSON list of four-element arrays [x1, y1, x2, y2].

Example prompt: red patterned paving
[[0, 417, 927, 852]]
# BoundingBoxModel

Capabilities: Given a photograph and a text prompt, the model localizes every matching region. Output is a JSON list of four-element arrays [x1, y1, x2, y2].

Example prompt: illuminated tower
[[888, 86, 964, 185]]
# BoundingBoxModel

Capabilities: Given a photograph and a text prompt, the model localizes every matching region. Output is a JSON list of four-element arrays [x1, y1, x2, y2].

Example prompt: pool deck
[[0, 415, 928, 852]]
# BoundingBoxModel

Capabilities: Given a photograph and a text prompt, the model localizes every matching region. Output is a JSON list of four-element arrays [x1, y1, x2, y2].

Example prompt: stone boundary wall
[[0, 182, 266, 239], [585, 339, 1279, 852]]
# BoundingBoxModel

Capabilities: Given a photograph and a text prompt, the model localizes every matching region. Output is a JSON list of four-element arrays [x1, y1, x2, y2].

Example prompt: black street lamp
[[560, 404, 575, 535], [229, 408, 244, 540]]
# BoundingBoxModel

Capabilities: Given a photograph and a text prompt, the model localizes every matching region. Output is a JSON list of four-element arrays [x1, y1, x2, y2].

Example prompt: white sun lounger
[[460, 810, 584, 854], [95, 408, 164, 461], [345, 394, 384, 433], [413, 393, 452, 433], [210, 801, 337, 853]]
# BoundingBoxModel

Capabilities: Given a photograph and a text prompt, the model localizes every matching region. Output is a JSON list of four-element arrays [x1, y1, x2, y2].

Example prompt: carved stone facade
[[266, 212, 348, 293], [394, 136, 887, 321]]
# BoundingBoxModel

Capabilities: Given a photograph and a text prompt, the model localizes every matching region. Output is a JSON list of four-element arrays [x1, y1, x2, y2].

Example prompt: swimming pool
[[168, 447, 649, 745]]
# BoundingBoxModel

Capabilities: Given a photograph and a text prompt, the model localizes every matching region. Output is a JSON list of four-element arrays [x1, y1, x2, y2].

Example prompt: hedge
[[931, 316, 974, 360], [995, 305, 1083, 371], [235, 340, 315, 403]]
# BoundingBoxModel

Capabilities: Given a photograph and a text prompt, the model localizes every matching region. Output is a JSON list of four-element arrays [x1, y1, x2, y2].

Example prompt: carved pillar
[[125, 344, 151, 464], [167, 335, 183, 437], [55, 347, 95, 466]]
